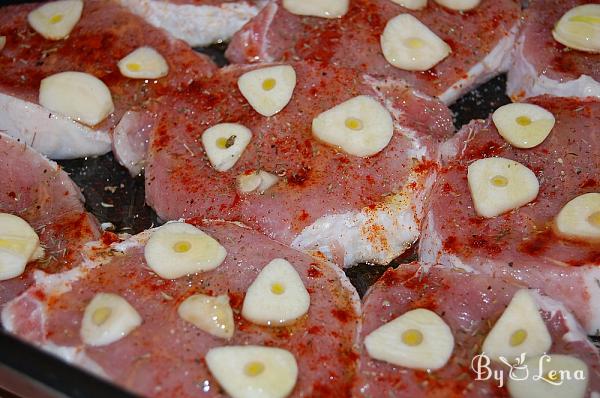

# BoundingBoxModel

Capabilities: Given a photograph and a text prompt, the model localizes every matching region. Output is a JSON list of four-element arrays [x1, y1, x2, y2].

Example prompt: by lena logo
[[471, 353, 586, 388]]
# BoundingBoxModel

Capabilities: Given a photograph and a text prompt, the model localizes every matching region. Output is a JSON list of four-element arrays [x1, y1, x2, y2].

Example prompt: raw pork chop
[[225, 0, 520, 104], [0, 133, 101, 305], [118, 0, 266, 47], [125, 62, 455, 266], [507, 0, 600, 100], [2, 220, 360, 398], [0, 0, 216, 159], [419, 96, 600, 334], [354, 263, 600, 397]]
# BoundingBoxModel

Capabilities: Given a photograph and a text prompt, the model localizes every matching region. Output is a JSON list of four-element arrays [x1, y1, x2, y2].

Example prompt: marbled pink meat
[[136, 61, 454, 266], [507, 0, 600, 100], [0, 0, 216, 159], [355, 263, 600, 397], [0, 133, 101, 305], [420, 96, 600, 334], [2, 220, 360, 398], [226, 0, 520, 103]]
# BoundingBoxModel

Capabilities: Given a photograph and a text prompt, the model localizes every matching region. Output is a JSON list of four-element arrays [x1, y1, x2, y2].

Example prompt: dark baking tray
[[0, 9, 585, 396]]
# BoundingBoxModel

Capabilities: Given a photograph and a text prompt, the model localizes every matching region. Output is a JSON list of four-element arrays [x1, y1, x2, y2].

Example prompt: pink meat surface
[[0, 133, 101, 305], [0, 0, 216, 158], [136, 61, 454, 266], [226, 0, 520, 104], [2, 220, 360, 398], [419, 96, 600, 334], [507, 0, 600, 100], [354, 263, 600, 397]]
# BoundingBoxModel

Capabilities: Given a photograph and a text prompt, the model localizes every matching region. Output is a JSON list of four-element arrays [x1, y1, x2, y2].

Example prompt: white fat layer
[[507, 35, 600, 99], [530, 290, 597, 348], [418, 213, 476, 273], [118, 0, 264, 47], [39, 342, 108, 378], [113, 111, 151, 176], [582, 268, 600, 335], [293, 181, 420, 267], [0, 92, 111, 159], [439, 24, 519, 104]]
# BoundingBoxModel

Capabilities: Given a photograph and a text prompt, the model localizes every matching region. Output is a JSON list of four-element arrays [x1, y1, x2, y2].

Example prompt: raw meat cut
[[354, 263, 600, 397], [0, 0, 216, 159], [0, 133, 101, 306], [118, 0, 266, 47], [507, 0, 600, 100], [119, 61, 455, 266], [2, 220, 360, 398], [419, 96, 600, 334], [225, 0, 520, 104]]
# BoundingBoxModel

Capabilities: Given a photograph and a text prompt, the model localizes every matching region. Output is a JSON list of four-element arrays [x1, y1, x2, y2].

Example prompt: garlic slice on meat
[[434, 0, 480, 11], [492, 103, 555, 149], [381, 14, 451, 71], [507, 354, 588, 398], [0, 213, 43, 281], [365, 308, 454, 370], [206, 345, 298, 398], [282, 0, 349, 18], [118, 47, 169, 79], [237, 170, 279, 194], [202, 123, 252, 172], [481, 289, 552, 363], [552, 4, 600, 53], [312, 95, 394, 157], [144, 222, 227, 279], [238, 65, 296, 117], [39, 71, 114, 126], [80, 293, 142, 346], [555, 193, 600, 241], [467, 157, 539, 218], [178, 294, 234, 339], [242, 258, 310, 326], [28, 0, 83, 40], [389, 0, 427, 11]]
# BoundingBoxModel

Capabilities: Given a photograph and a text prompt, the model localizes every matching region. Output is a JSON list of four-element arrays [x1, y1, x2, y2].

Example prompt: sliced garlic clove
[[0, 213, 43, 281], [433, 0, 480, 11], [242, 258, 310, 326], [552, 4, 600, 53], [282, 0, 349, 18], [202, 123, 252, 172], [467, 157, 539, 218], [0, 36, 6, 51], [80, 293, 142, 346], [492, 103, 555, 149], [117, 46, 169, 80], [237, 170, 279, 194], [381, 14, 451, 71], [238, 65, 296, 117], [206, 345, 298, 398], [178, 294, 234, 339], [39, 71, 114, 126], [555, 193, 600, 241], [312, 95, 393, 157], [28, 0, 83, 40], [144, 222, 227, 279], [389, 0, 427, 11], [481, 289, 552, 363], [365, 308, 454, 370], [507, 354, 588, 398]]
